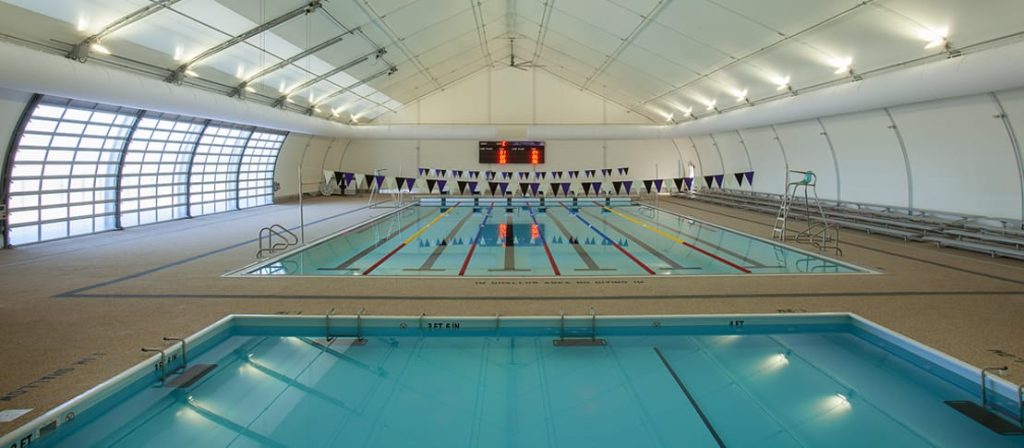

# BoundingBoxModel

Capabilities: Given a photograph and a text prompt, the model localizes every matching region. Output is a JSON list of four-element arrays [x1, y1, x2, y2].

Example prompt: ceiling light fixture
[[705, 100, 717, 111], [665, 113, 674, 122], [920, 27, 950, 50], [775, 76, 791, 91], [90, 43, 111, 55], [682, 107, 694, 118], [831, 57, 853, 75]]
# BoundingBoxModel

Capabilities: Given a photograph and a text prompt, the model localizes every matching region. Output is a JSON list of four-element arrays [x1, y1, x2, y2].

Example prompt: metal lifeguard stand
[[367, 168, 402, 208], [771, 170, 841, 255]]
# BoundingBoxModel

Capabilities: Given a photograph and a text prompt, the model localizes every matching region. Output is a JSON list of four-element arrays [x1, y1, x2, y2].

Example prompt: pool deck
[[1, 194, 1023, 434]]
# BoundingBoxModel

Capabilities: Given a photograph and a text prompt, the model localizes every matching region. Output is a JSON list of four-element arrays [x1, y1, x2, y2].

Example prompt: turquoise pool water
[[21, 317, 1023, 447], [243, 199, 863, 276]]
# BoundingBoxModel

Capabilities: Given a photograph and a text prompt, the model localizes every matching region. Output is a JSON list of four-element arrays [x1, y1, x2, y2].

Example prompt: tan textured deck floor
[[1, 194, 1023, 434]]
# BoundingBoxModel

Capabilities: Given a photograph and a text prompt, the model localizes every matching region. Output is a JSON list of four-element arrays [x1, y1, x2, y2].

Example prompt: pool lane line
[[559, 203, 656, 275], [623, 207, 767, 268], [599, 203, 751, 274], [459, 203, 495, 276], [526, 206, 561, 275], [504, 215, 516, 270], [578, 208, 695, 271], [407, 208, 475, 271], [362, 203, 461, 275], [327, 210, 435, 270], [545, 210, 614, 271], [653, 347, 727, 448]]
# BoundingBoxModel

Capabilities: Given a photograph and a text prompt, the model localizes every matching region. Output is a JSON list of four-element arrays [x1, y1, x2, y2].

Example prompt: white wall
[[0, 87, 32, 187]]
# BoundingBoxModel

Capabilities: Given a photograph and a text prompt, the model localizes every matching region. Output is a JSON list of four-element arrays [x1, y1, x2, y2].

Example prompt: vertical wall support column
[[1, 93, 42, 248], [113, 109, 147, 230], [707, 134, 727, 176], [769, 125, 790, 192], [184, 119, 211, 218], [883, 108, 914, 213], [990, 93, 1024, 224], [233, 126, 257, 211], [687, 137, 704, 180], [268, 132, 291, 204], [816, 118, 842, 202], [735, 130, 753, 170]]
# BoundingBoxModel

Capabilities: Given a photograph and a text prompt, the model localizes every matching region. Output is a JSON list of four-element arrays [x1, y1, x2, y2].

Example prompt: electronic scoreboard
[[479, 141, 544, 164]]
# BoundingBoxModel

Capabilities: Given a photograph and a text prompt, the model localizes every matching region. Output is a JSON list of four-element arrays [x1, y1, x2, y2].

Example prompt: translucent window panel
[[118, 112, 205, 228], [6, 96, 137, 245], [237, 131, 286, 209], [188, 123, 253, 217]]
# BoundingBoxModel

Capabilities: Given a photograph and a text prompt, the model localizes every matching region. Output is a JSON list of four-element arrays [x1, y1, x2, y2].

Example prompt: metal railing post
[[981, 366, 1008, 408], [141, 347, 167, 384], [162, 337, 187, 372]]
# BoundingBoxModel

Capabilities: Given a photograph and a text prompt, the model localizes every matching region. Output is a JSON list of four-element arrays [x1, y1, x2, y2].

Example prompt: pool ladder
[[323, 307, 367, 346], [256, 224, 298, 259], [554, 307, 607, 346]]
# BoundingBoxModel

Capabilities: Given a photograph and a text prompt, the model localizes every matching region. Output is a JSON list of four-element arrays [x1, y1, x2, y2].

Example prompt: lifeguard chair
[[771, 170, 841, 255]]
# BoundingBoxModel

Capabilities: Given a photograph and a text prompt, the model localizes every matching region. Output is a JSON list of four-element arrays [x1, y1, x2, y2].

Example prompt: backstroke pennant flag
[[519, 172, 529, 180], [653, 179, 664, 192], [407, 178, 417, 191], [714, 174, 724, 188], [553, 171, 562, 179], [684, 177, 694, 190], [550, 182, 560, 196], [468, 181, 479, 194], [364, 174, 375, 190], [673, 177, 685, 192], [585, 169, 597, 178], [568, 170, 579, 179], [592, 181, 602, 195], [612, 181, 623, 195], [418, 168, 427, 176], [538, 172, 547, 179], [502, 171, 513, 180], [439, 169, 447, 177], [601, 168, 612, 177], [453, 170, 462, 178], [582, 182, 592, 196], [333, 171, 345, 188], [623, 180, 633, 194], [529, 183, 540, 196], [457, 180, 468, 194], [395, 177, 411, 192], [734, 173, 745, 186], [498, 182, 509, 195], [560, 183, 571, 195], [642, 179, 654, 193], [375, 175, 386, 189], [704, 175, 714, 188], [469, 170, 479, 179], [744, 171, 755, 185], [437, 180, 448, 193], [488, 181, 498, 195], [426, 179, 437, 193]]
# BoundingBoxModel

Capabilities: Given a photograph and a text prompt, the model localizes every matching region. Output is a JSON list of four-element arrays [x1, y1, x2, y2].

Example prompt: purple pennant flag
[[602, 169, 613, 177], [469, 170, 479, 179], [418, 168, 427, 176], [561, 183, 571, 195], [405, 178, 416, 191], [714, 174, 724, 188], [437, 180, 447, 192], [486, 171, 495, 180], [452, 170, 462, 178], [502, 172, 512, 180], [568, 171, 579, 179], [519, 172, 529, 180], [684, 177, 694, 190], [553, 171, 562, 179], [498, 182, 509, 195], [653, 179, 664, 192], [375, 175, 386, 188], [469, 181, 478, 194], [623, 180, 633, 194], [529, 183, 540, 196], [592, 181, 602, 194], [744, 171, 754, 185], [585, 169, 596, 178]]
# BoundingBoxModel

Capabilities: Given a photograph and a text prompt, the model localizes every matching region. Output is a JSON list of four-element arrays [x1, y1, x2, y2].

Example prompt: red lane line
[[362, 242, 407, 275], [559, 203, 655, 275], [682, 242, 751, 273], [459, 204, 494, 276], [528, 207, 560, 276]]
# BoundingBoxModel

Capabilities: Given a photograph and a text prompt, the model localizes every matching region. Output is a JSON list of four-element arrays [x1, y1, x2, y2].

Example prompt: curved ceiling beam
[[166, 0, 324, 84], [232, 27, 358, 98], [271, 48, 386, 107], [581, 0, 669, 90], [68, 0, 183, 62], [307, 66, 398, 115]]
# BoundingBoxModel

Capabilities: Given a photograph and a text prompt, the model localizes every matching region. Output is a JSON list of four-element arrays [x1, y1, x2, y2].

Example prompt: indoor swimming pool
[[237, 198, 865, 277], [5, 314, 1021, 447]]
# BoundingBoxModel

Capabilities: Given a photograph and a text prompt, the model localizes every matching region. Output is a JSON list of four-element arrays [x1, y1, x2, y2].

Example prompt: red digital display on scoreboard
[[479, 141, 545, 164]]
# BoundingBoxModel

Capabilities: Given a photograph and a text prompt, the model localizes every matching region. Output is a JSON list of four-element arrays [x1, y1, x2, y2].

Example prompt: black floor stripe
[[661, 198, 1024, 286], [579, 208, 690, 270], [546, 209, 603, 270], [653, 347, 726, 448], [413, 210, 474, 270], [623, 207, 767, 268], [327, 210, 432, 270]]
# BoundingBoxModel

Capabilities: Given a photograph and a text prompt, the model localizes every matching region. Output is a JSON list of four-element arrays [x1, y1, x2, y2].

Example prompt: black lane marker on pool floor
[[408, 209, 474, 271], [624, 207, 767, 268], [579, 208, 696, 271], [653, 347, 727, 448], [545, 209, 613, 271], [326, 210, 434, 270], [488, 214, 528, 272]]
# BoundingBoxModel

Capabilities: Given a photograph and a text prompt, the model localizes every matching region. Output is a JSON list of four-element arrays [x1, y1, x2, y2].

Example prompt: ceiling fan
[[503, 37, 544, 71]]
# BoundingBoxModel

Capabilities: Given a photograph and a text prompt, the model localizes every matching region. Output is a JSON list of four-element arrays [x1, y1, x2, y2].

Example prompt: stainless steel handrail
[[162, 337, 186, 372], [141, 347, 167, 384]]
